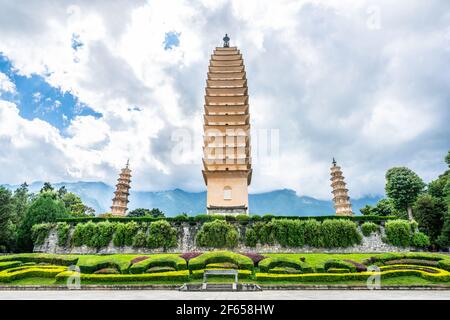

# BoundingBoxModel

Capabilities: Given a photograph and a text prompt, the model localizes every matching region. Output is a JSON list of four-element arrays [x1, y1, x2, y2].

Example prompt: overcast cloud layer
[[0, 0, 449, 199]]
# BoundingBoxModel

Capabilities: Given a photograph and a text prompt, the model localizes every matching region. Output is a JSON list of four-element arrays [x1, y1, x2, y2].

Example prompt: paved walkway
[[0, 290, 449, 300]]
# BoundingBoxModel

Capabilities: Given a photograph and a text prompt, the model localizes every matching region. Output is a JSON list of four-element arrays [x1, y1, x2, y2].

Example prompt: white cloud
[[0, 0, 448, 199], [0, 72, 15, 95]]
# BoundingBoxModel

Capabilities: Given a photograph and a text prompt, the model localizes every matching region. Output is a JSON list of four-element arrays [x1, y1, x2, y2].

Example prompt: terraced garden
[[0, 251, 449, 287]]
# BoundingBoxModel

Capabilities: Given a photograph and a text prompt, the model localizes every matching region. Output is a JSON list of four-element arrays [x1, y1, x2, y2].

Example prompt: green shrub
[[303, 219, 323, 247], [190, 269, 252, 280], [93, 268, 120, 274], [113, 221, 139, 247], [383, 259, 438, 267], [323, 259, 357, 273], [0, 261, 22, 271], [0, 266, 67, 283], [361, 222, 379, 236], [206, 262, 238, 269], [259, 257, 313, 273], [129, 255, 187, 274], [244, 228, 257, 247], [327, 268, 350, 273], [56, 270, 190, 283], [437, 260, 450, 272], [253, 221, 276, 245], [146, 266, 176, 273], [385, 220, 412, 247], [195, 220, 239, 248], [31, 223, 53, 246], [268, 267, 302, 274], [147, 220, 177, 249], [57, 222, 70, 246], [90, 221, 116, 248], [0, 253, 78, 266], [411, 232, 431, 248], [132, 230, 147, 247], [188, 251, 253, 271], [321, 219, 362, 247], [363, 252, 445, 265]]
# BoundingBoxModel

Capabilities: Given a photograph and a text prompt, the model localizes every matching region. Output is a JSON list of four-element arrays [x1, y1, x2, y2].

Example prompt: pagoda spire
[[111, 161, 132, 216], [330, 158, 353, 216]]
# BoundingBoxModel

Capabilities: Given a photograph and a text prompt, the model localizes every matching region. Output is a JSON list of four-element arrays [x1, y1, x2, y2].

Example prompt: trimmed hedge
[[361, 222, 379, 237], [0, 261, 22, 271], [323, 259, 357, 273], [190, 269, 252, 279], [55, 270, 190, 283], [0, 254, 78, 266], [259, 257, 313, 273], [129, 255, 187, 274], [256, 268, 450, 283], [195, 220, 239, 248], [437, 260, 450, 272], [0, 266, 67, 283], [57, 222, 70, 246], [31, 223, 53, 246], [188, 251, 253, 271], [363, 253, 446, 265], [146, 220, 177, 249], [385, 220, 411, 247], [56, 214, 394, 224], [112, 221, 139, 247]]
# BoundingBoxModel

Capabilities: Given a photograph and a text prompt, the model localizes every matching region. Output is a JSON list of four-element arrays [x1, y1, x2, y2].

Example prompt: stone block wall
[[34, 222, 411, 254]]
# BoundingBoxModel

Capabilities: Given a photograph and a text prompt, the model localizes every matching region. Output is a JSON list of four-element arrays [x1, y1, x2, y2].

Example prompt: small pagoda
[[330, 158, 353, 216], [111, 160, 132, 216]]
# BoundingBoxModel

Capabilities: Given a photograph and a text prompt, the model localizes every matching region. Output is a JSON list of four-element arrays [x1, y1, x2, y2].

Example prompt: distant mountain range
[[2, 181, 383, 217]]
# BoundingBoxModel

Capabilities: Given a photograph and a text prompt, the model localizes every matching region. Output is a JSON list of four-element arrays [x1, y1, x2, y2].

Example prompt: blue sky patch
[[0, 53, 102, 133], [163, 31, 180, 50]]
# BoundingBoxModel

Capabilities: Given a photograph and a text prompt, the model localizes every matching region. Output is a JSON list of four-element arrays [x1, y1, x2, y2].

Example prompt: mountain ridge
[[1, 181, 383, 217]]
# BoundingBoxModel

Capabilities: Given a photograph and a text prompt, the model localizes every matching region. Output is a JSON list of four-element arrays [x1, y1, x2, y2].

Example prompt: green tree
[[40, 182, 54, 193], [17, 192, 68, 251], [127, 208, 150, 217], [12, 183, 31, 225], [413, 194, 446, 243], [60, 192, 94, 217], [0, 187, 15, 251], [127, 208, 165, 218], [360, 199, 396, 216], [385, 167, 425, 221]]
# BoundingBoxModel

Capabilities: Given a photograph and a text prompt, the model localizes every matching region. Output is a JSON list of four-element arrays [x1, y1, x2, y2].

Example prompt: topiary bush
[[146, 220, 177, 249], [132, 230, 147, 247], [244, 228, 257, 247], [323, 259, 357, 273], [195, 220, 239, 248], [411, 232, 431, 248], [259, 256, 313, 273], [129, 255, 187, 274], [31, 223, 53, 246], [56, 222, 70, 246], [188, 251, 253, 271], [113, 221, 139, 247], [361, 222, 379, 237], [321, 219, 362, 248], [385, 219, 411, 247]]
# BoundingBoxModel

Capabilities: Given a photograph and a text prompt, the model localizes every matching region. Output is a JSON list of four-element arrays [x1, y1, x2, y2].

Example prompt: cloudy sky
[[0, 0, 449, 199]]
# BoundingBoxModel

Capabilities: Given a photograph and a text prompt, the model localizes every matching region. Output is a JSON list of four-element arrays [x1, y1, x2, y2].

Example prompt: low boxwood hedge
[[0, 266, 67, 283], [0, 261, 22, 271], [190, 269, 252, 279], [256, 268, 450, 282], [268, 267, 302, 274], [363, 253, 446, 265], [55, 270, 190, 283], [0, 254, 78, 266], [188, 251, 253, 271], [323, 259, 357, 273], [77, 256, 135, 274], [129, 255, 187, 274], [259, 257, 313, 273], [146, 266, 176, 273], [327, 268, 350, 274], [437, 260, 450, 272]]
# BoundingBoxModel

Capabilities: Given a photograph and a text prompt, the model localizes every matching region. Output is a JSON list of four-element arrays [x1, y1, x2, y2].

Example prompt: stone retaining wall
[[34, 222, 411, 254]]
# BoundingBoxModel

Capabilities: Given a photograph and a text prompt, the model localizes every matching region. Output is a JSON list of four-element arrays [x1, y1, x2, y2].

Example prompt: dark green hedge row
[[56, 214, 395, 224], [259, 257, 313, 273], [247, 219, 362, 248], [188, 251, 254, 271], [0, 253, 79, 266]]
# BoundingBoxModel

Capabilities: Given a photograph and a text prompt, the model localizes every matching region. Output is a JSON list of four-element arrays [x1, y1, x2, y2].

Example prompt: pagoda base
[[207, 205, 248, 216]]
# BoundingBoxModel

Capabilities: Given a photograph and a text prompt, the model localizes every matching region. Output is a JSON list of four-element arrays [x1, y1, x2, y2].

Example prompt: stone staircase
[[179, 283, 262, 292]]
